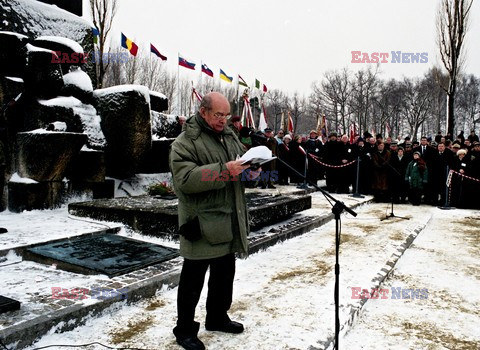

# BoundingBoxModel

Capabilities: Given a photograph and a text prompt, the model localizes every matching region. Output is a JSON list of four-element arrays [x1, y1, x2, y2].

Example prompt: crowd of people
[[229, 119, 480, 209]]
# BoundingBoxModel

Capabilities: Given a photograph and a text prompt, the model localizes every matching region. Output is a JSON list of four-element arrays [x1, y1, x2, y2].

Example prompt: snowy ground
[[2, 192, 477, 350]]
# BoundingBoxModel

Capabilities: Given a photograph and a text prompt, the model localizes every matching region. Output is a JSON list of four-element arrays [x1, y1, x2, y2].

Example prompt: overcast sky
[[82, 0, 480, 96]]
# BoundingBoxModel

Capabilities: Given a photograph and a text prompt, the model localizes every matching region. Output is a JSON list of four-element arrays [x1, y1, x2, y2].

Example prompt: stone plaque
[[25, 234, 179, 277]]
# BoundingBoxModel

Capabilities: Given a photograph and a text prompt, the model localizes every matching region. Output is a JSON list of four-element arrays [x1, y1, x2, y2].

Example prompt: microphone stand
[[274, 157, 357, 350], [373, 152, 409, 221]]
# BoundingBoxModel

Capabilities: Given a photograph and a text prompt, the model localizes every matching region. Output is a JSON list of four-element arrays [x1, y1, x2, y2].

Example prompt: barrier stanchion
[[439, 166, 452, 210], [350, 156, 364, 198]]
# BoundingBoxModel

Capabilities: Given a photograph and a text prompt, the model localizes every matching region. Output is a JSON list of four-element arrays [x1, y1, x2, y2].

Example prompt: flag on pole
[[280, 112, 285, 131], [287, 111, 294, 133], [220, 69, 233, 83], [241, 94, 255, 129], [192, 87, 202, 102], [238, 74, 248, 87], [255, 79, 268, 92], [179, 53, 196, 70], [150, 44, 167, 60], [349, 123, 356, 144], [201, 63, 213, 77], [258, 102, 268, 131], [92, 27, 99, 44], [121, 33, 138, 56], [385, 122, 391, 138]]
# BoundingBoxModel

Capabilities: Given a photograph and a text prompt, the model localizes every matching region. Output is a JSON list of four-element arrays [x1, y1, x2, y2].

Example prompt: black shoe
[[206, 320, 244, 334], [176, 336, 205, 350], [267, 184, 276, 189]]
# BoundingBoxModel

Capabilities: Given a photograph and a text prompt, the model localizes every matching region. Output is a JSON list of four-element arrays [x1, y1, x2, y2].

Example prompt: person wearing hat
[[259, 128, 277, 189], [277, 134, 291, 185], [390, 146, 411, 203], [228, 115, 242, 138], [468, 129, 479, 143], [322, 131, 346, 193], [430, 142, 454, 206], [305, 129, 323, 184], [451, 148, 470, 208], [405, 151, 428, 205]]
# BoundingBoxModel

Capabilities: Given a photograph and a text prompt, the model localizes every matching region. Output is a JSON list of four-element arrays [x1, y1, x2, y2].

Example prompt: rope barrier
[[308, 153, 357, 169], [448, 169, 480, 184]]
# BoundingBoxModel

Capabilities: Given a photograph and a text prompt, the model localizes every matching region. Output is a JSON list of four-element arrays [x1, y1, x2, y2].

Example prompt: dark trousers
[[174, 253, 236, 337]]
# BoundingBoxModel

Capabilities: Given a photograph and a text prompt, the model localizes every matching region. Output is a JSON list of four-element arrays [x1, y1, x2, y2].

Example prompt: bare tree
[[400, 77, 434, 140], [90, 0, 118, 88], [350, 66, 379, 135], [436, 0, 473, 136], [455, 74, 480, 132]]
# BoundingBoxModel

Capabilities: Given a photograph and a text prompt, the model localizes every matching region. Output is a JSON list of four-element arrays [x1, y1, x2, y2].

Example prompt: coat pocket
[[198, 209, 233, 245]]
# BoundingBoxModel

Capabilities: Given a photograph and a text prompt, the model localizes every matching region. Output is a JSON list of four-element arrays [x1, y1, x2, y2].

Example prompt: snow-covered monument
[[0, 0, 175, 212]]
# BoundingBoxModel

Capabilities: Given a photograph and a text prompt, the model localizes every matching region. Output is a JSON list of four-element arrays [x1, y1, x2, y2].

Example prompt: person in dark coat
[[450, 149, 470, 208], [371, 141, 391, 202], [277, 134, 291, 185], [430, 142, 454, 206], [389, 147, 410, 203], [467, 130, 479, 143], [260, 128, 277, 189], [414, 136, 435, 204], [321, 132, 346, 193], [288, 135, 307, 184], [305, 130, 322, 185]]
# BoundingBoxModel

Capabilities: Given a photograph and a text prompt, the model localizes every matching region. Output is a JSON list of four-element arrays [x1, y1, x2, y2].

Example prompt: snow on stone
[[39, 96, 82, 108], [1, 0, 92, 44], [63, 68, 93, 92], [25, 43, 53, 54], [48, 121, 67, 131], [5, 76, 24, 83], [150, 90, 167, 99], [38, 96, 106, 148], [9, 172, 37, 184], [36, 35, 84, 53], [0, 30, 28, 39], [94, 84, 151, 104]]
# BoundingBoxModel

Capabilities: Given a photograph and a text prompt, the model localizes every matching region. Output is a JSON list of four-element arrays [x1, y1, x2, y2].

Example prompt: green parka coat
[[169, 113, 249, 260]]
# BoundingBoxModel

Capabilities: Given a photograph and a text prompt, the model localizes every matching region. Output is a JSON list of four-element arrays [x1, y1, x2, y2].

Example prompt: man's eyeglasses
[[211, 111, 230, 120]]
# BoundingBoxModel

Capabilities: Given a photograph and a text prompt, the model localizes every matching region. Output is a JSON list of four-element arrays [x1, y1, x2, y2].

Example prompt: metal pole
[[439, 166, 453, 210], [350, 156, 364, 198]]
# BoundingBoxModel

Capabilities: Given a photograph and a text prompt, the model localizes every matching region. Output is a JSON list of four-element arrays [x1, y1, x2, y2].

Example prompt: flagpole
[[236, 76, 240, 117], [200, 60, 203, 95], [177, 52, 180, 115]]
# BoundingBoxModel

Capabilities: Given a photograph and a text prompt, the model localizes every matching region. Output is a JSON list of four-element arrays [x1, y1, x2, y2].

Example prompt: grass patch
[[145, 298, 166, 311], [271, 260, 329, 282], [109, 316, 154, 345], [401, 321, 479, 349]]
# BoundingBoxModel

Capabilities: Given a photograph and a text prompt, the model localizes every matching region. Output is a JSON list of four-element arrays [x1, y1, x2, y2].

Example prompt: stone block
[[0, 31, 30, 78], [23, 44, 64, 99], [139, 138, 174, 173], [66, 149, 105, 182], [16, 131, 87, 182], [94, 85, 152, 178], [8, 180, 65, 212], [68, 193, 312, 238], [149, 91, 168, 112]]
